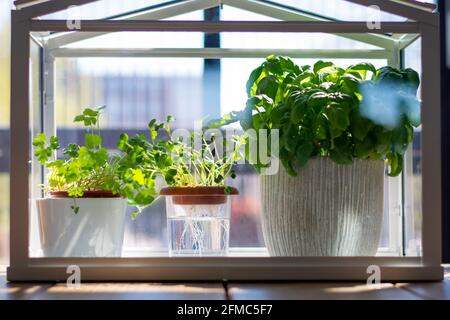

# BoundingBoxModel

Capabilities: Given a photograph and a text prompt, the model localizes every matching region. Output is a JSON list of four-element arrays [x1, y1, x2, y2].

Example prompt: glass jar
[[160, 186, 238, 256]]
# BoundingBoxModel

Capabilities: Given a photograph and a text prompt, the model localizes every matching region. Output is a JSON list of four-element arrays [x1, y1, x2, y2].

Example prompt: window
[[25, 4, 418, 257], [6, 0, 443, 281]]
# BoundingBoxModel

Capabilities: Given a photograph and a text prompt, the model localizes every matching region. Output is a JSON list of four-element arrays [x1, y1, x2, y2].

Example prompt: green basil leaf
[[313, 60, 333, 74], [256, 75, 279, 100], [392, 125, 410, 155], [354, 133, 375, 158], [280, 148, 297, 176], [386, 152, 403, 177], [374, 129, 392, 154], [290, 97, 308, 124], [295, 141, 314, 168], [313, 114, 328, 140], [307, 91, 329, 109], [329, 136, 353, 164], [246, 66, 264, 96], [404, 68, 420, 93], [347, 62, 376, 75], [350, 109, 372, 141], [326, 103, 350, 131], [340, 74, 360, 93], [294, 71, 315, 84], [265, 57, 284, 75]]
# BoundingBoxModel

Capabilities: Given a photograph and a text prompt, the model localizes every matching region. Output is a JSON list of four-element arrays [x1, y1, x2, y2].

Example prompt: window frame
[[7, 0, 443, 281]]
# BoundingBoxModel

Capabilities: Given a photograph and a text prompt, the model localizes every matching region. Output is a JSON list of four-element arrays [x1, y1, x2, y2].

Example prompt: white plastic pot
[[36, 194, 127, 257], [261, 157, 385, 256]]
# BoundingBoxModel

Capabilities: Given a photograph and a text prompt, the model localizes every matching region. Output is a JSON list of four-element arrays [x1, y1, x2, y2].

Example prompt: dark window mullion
[[440, 0, 450, 263], [202, 7, 221, 120]]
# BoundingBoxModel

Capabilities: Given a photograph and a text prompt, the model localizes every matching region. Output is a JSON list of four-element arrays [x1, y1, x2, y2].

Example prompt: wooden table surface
[[1, 267, 449, 300]]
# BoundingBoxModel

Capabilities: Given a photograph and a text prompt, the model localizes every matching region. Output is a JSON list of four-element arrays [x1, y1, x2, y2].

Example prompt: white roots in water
[[172, 205, 229, 256]]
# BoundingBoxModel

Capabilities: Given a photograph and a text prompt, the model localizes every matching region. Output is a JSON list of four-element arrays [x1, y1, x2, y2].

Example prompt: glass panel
[[220, 7, 382, 50], [221, 4, 278, 21], [60, 11, 203, 49], [38, 0, 437, 21], [221, 57, 400, 253], [403, 38, 423, 256], [61, 31, 204, 49], [46, 56, 265, 254], [222, 31, 382, 50], [28, 24, 422, 258], [29, 52, 419, 256], [46, 4, 388, 50], [51, 57, 204, 255], [40, 0, 172, 20], [266, 0, 408, 21], [54, 58, 204, 129]]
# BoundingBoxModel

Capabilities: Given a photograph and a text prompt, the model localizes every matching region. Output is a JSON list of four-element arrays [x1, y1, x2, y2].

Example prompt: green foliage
[[34, 108, 243, 218], [114, 117, 245, 218], [33, 106, 120, 206], [208, 55, 420, 176]]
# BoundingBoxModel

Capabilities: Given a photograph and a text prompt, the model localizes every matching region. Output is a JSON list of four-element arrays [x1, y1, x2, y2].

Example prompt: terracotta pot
[[160, 186, 238, 205], [49, 190, 120, 198]]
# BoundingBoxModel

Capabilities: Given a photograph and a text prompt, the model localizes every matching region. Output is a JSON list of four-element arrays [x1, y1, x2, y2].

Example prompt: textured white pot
[[36, 198, 127, 257], [261, 157, 385, 256]]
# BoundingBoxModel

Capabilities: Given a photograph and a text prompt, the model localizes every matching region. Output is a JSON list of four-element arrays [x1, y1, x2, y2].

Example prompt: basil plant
[[209, 55, 420, 177]]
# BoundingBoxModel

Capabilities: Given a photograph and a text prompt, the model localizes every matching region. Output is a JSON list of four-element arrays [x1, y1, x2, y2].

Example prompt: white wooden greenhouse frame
[[8, 0, 443, 281]]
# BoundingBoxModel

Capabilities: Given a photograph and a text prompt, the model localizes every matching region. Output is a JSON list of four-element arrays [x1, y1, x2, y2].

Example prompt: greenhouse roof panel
[[15, 0, 437, 21], [38, 0, 177, 20], [19, 0, 437, 50]]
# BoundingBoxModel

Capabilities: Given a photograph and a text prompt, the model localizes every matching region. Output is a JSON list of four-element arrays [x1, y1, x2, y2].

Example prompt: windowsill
[[123, 247, 270, 257], [26, 247, 408, 258]]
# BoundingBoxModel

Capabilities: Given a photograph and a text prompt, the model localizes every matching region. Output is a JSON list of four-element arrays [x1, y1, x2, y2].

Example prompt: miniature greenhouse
[[8, 0, 442, 281]]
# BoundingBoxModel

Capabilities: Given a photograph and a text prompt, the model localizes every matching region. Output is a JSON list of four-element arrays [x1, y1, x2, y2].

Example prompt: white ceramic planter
[[36, 197, 127, 257], [261, 157, 385, 256]]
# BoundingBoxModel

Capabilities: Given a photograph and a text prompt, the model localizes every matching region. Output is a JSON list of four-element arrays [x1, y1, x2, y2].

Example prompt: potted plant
[[115, 117, 243, 256], [33, 106, 130, 257], [209, 55, 420, 256]]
